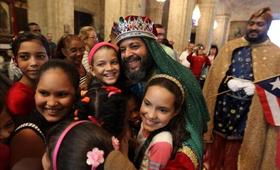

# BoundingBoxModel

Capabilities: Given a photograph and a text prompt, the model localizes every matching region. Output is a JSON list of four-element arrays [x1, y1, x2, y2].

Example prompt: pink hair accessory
[[52, 120, 88, 170], [88, 115, 101, 127], [86, 147, 104, 170], [88, 42, 118, 65], [102, 86, 122, 97], [111, 136, 120, 150]]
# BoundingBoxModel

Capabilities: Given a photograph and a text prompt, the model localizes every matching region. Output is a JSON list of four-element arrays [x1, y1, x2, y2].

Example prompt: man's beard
[[245, 30, 268, 43], [122, 55, 153, 83]]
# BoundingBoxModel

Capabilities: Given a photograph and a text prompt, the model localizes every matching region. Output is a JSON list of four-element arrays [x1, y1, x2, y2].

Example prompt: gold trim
[[148, 74, 185, 100], [178, 145, 199, 169]]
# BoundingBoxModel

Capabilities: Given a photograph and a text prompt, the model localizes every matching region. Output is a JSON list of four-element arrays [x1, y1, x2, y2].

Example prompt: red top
[[0, 143, 10, 170], [187, 54, 211, 79], [6, 82, 35, 116], [163, 152, 196, 170]]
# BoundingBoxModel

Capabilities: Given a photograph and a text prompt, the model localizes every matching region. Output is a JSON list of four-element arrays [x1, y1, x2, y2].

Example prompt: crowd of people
[[0, 7, 279, 170]]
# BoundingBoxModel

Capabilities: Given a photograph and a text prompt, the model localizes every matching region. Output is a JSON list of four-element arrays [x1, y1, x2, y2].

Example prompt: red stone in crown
[[115, 15, 156, 44]]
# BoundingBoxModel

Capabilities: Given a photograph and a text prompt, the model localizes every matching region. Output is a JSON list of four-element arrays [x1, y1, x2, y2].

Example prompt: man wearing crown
[[203, 7, 280, 169], [115, 15, 209, 169]]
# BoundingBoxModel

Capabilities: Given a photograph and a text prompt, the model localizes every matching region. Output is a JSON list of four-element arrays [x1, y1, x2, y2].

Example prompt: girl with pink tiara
[[42, 120, 136, 170], [134, 74, 193, 170], [10, 60, 80, 169], [6, 32, 50, 118], [86, 41, 123, 91], [74, 42, 128, 154]]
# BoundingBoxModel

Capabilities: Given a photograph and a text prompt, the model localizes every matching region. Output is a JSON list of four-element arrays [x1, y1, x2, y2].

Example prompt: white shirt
[[179, 50, 190, 68]]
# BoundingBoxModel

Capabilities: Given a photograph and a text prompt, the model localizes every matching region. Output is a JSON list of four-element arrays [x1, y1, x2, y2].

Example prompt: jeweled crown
[[115, 15, 156, 44]]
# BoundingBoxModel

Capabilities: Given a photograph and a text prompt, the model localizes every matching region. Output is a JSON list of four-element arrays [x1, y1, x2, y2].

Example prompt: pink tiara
[[115, 15, 156, 43]]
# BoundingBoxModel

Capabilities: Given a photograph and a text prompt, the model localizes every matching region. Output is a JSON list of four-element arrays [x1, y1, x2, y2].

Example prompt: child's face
[[140, 85, 177, 132], [35, 68, 76, 122], [63, 39, 85, 67], [0, 109, 15, 143], [91, 48, 120, 85], [16, 40, 49, 81], [127, 97, 141, 128]]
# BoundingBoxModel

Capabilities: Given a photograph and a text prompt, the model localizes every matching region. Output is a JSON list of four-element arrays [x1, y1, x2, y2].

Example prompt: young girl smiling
[[135, 74, 188, 170]]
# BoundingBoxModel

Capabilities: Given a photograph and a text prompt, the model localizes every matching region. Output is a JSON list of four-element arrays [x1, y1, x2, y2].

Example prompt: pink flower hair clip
[[112, 136, 120, 150], [86, 147, 104, 170]]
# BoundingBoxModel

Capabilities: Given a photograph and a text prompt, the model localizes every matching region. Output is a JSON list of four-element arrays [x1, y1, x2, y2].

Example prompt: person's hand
[[227, 78, 255, 96], [242, 81, 255, 96], [227, 78, 244, 92]]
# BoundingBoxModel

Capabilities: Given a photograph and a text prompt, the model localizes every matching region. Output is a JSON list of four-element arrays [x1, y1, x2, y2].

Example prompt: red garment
[[187, 54, 211, 79], [203, 133, 242, 170], [6, 82, 35, 116], [163, 152, 195, 170], [0, 143, 10, 170]]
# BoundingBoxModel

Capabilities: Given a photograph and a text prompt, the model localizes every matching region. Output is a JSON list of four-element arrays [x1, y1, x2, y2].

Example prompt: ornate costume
[[116, 15, 209, 169], [136, 125, 173, 170], [203, 37, 280, 169]]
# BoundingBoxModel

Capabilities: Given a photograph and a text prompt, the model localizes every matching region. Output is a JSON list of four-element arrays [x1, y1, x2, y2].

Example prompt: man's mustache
[[123, 55, 141, 64], [248, 30, 259, 34]]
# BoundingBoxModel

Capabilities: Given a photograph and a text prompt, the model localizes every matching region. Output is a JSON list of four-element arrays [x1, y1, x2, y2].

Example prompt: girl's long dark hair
[[134, 76, 189, 168]]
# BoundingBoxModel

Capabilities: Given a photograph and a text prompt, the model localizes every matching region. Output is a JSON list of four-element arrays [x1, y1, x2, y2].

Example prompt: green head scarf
[[142, 37, 210, 161]]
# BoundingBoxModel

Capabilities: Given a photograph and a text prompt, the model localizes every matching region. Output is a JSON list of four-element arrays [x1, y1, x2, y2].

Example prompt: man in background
[[179, 42, 195, 68], [203, 7, 280, 170], [153, 23, 177, 60], [27, 22, 41, 34]]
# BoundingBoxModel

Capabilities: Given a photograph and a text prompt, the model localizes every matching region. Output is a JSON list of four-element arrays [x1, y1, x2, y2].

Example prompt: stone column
[[46, 0, 74, 42], [195, 0, 218, 50], [27, 0, 74, 42], [27, 0, 47, 33], [104, 0, 146, 41], [167, 0, 195, 54], [146, 0, 164, 24], [213, 13, 231, 48]]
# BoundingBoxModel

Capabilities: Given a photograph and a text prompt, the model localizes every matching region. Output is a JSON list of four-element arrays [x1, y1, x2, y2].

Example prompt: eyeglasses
[[88, 36, 99, 41]]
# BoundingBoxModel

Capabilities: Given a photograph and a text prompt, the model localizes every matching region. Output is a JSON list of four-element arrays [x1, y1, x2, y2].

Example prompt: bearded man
[[203, 7, 280, 170], [116, 15, 209, 169]]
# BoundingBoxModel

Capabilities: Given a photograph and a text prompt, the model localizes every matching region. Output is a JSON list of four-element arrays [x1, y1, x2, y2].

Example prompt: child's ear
[[89, 65, 96, 76], [62, 48, 67, 57]]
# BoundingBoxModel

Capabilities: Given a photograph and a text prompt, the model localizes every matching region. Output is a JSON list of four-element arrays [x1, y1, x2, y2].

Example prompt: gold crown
[[115, 15, 156, 44]]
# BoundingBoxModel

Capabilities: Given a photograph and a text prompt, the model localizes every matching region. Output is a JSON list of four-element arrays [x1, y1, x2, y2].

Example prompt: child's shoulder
[[151, 131, 172, 145]]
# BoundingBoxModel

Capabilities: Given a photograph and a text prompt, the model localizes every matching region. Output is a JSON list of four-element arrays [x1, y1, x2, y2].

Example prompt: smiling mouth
[[125, 56, 141, 71], [28, 70, 38, 73], [44, 108, 60, 115], [144, 118, 159, 126]]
